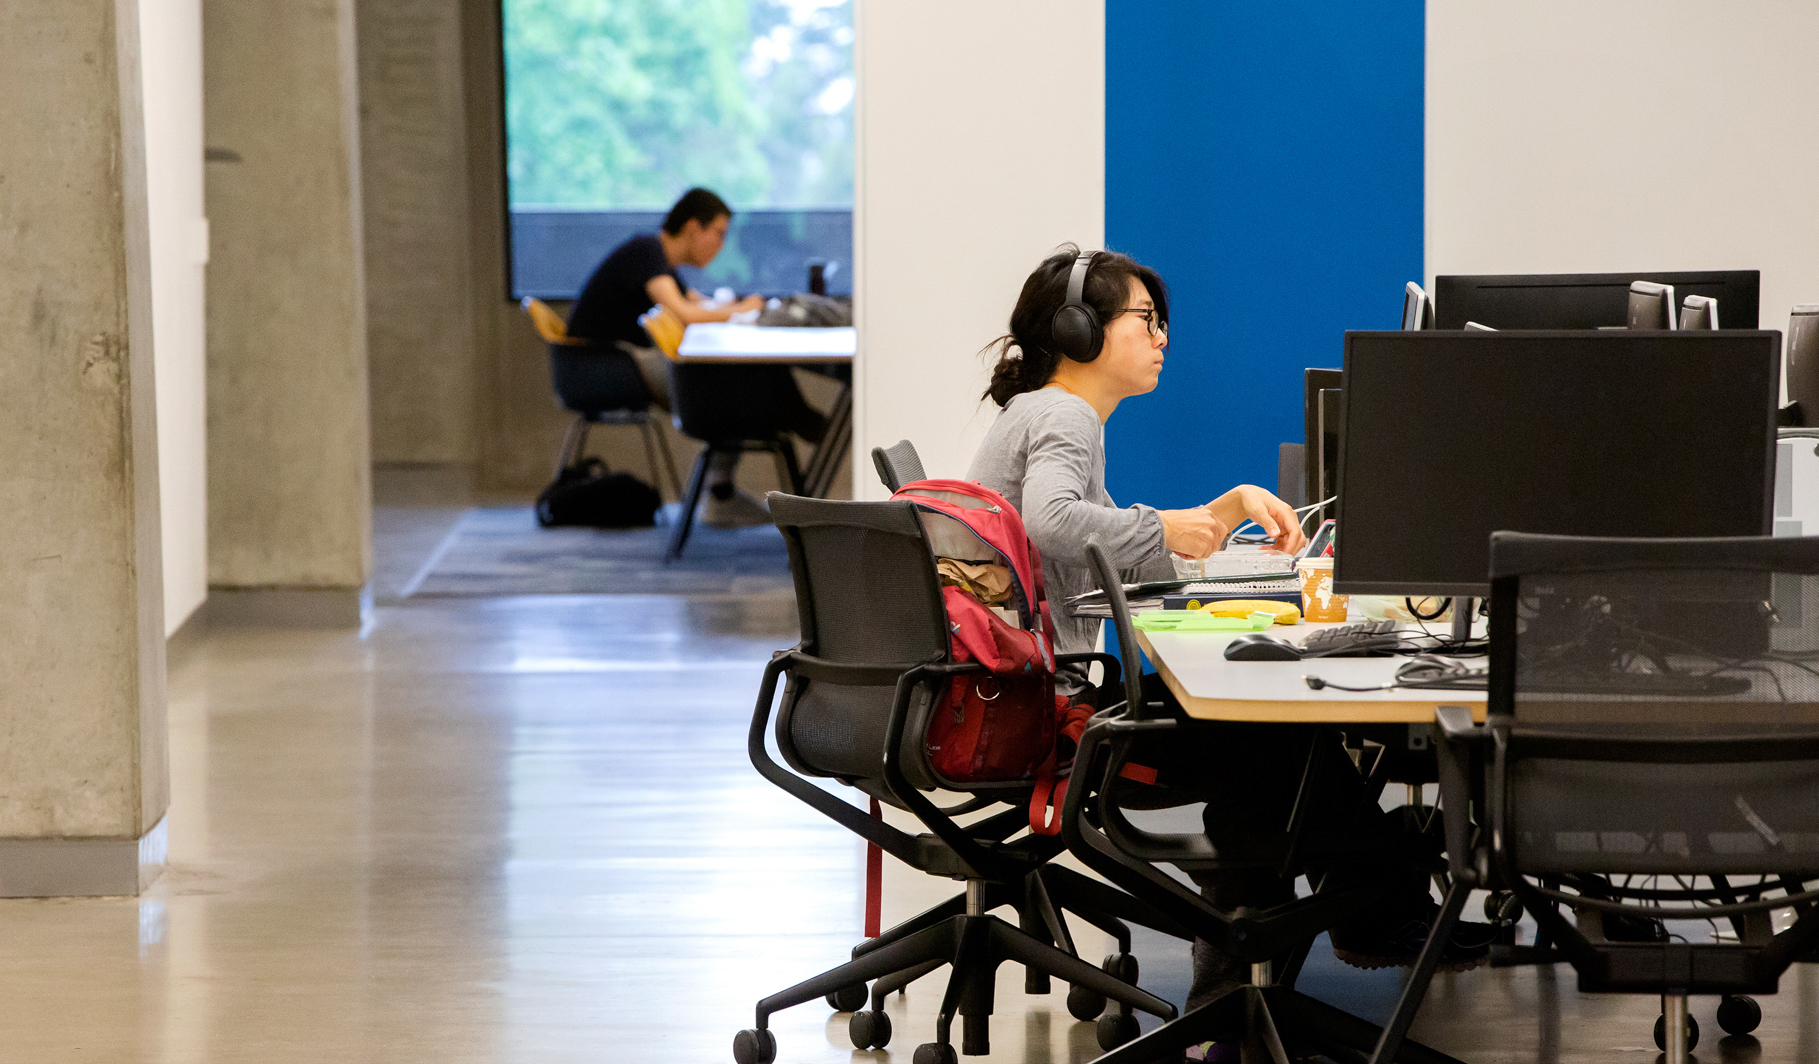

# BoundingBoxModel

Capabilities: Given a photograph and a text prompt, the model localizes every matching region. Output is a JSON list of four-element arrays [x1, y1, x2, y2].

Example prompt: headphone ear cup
[[1053, 304, 1102, 363]]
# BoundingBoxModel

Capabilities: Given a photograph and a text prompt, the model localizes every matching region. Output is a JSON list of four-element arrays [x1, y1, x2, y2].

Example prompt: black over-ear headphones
[[1051, 253, 1103, 363]]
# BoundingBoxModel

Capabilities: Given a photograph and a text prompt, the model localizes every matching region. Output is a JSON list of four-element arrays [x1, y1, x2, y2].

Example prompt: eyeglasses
[[1119, 307, 1168, 337]]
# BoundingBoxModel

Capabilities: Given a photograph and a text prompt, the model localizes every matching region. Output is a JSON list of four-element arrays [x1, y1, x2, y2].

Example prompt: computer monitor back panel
[[1303, 368, 1341, 510], [1335, 331, 1780, 596], [1433, 271, 1759, 330]]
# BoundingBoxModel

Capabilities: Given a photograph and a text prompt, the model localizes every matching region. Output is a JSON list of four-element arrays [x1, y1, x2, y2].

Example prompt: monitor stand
[[1451, 597, 1475, 645]]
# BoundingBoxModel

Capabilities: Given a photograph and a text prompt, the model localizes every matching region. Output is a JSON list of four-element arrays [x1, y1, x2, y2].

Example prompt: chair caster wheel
[[1718, 994, 1762, 1035], [1067, 982, 1107, 1020], [913, 1041, 958, 1064], [1653, 1012, 1699, 1052], [732, 1028, 776, 1064], [825, 983, 867, 1012], [1483, 890, 1522, 925], [1103, 951, 1140, 983], [849, 1009, 892, 1049], [1097, 1010, 1141, 1050]]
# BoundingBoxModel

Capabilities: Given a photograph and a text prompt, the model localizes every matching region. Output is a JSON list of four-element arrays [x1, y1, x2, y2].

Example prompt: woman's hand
[[1211, 485, 1308, 555], [1160, 506, 1229, 559]]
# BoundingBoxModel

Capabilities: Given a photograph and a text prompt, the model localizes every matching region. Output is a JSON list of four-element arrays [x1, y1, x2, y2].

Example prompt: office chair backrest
[[768, 493, 951, 786], [871, 439, 927, 493], [636, 306, 685, 360], [521, 297, 583, 346], [1487, 531, 1819, 877], [1276, 444, 1306, 508]]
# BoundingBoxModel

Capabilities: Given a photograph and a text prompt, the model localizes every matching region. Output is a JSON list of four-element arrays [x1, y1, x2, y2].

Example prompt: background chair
[[734, 494, 1184, 1064], [520, 297, 680, 496], [1060, 537, 1463, 1064], [872, 438, 927, 493], [664, 374, 805, 560], [649, 307, 823, 560], [1435, 532, 1819, 1062]]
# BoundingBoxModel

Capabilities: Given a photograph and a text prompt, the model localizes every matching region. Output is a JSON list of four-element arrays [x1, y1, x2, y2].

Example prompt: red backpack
[[891, 480, 1153, 834]]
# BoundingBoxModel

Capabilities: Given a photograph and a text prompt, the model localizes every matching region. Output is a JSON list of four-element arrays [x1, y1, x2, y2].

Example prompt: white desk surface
[[675, 323, 856, 363], [1135, 620, 1487, 724]]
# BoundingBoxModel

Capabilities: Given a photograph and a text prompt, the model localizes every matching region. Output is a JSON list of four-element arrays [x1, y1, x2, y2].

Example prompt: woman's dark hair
[[663, 188, 733, 235], [982, 245, 1169, 407]]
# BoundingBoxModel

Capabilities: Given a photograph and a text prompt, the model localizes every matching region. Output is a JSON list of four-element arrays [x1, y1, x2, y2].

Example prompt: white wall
[[139, 0, 209, 635], [853, 0, 1104, 498], [1428, 0, 1819, 352]]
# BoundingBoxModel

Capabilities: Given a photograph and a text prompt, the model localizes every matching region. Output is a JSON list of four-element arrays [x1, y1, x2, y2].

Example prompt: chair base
[[745, 911, 1173, 1059], [1091, 980, 1467, 1064], [738, 867, 1185, 1062], [666, 437, 802, 561]]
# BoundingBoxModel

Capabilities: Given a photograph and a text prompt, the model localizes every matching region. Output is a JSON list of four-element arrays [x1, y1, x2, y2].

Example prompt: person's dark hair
[[662, 188, 733, 235], [982, 245, 1169, 407]]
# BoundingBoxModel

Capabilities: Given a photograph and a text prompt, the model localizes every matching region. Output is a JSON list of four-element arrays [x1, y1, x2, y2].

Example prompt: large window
[[502, 0, 854, 299]]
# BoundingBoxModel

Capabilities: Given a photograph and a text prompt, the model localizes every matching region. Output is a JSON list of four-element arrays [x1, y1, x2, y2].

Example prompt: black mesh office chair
[[1060, 538, 1464, 1064], [872, 439, 927, 493], [734, 496, 1185, 1064], [1434, 532, 1819, 1063]]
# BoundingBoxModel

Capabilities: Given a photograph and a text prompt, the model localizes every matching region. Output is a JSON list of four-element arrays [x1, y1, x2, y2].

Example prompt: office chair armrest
[[1054, 651, 1123, 708], [747, 651, 927, 868], [1433, 704, 1488, 886]]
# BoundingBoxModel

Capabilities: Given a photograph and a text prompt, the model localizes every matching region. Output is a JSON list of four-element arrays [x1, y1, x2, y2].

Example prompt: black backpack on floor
[[536, 458, 661, 528]]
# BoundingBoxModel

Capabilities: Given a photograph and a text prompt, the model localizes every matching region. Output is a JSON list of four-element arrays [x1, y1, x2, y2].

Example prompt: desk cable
[[1303, 656, 1487, 693]]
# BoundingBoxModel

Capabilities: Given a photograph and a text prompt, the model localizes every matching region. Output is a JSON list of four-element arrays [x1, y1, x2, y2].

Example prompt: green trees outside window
[[504, 0, 854, 211]]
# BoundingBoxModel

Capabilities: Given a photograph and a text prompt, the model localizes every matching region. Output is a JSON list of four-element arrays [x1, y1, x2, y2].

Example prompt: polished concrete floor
[[2, 481, 1813, 1061]]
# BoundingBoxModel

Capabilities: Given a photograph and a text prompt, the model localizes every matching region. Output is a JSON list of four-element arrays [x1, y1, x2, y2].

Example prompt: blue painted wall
[[1103, 1, 1425, 509]]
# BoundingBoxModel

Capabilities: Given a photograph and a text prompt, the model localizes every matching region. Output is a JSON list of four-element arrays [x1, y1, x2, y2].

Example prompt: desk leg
[[802, 382, 853, 498]]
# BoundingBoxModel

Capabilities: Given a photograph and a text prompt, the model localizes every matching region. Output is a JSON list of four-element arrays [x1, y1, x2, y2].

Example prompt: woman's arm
[[1021, 404, 1227, 567], [1207, 485, 1308, 554]]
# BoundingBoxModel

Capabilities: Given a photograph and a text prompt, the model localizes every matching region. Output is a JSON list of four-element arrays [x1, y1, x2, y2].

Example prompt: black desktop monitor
[[1303, 368, 1341, 519], [1433, 270, 1760, 330], [1335, 330, 1780, 597]]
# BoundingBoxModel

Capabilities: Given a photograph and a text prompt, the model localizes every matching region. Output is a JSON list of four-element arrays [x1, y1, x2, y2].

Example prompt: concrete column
[[203, 0, 373, 626], [0, 0, 170, 895], [358, 0, 479, 467]]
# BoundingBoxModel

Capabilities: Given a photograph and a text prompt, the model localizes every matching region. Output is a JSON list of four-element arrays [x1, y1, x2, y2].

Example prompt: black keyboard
[[1299, 620, 1405, 657]]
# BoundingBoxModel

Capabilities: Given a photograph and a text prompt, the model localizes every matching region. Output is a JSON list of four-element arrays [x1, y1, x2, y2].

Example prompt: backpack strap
[[1027, 698, 1158, 835], [865, 796, 883, 938]]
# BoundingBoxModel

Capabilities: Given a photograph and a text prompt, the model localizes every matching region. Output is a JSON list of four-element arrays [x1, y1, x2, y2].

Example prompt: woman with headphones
[[968, 247, 1491, 1060]]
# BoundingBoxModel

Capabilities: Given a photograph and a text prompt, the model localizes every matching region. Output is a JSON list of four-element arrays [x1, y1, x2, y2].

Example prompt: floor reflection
[[0, 587, 1805, 1061]]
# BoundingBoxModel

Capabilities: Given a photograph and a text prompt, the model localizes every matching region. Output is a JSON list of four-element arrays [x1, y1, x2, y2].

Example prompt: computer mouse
[[1223, 633, 1304, 661]]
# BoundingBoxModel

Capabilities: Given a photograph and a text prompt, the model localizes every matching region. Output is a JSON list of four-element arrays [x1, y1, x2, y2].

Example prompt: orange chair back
[[520, 297, 582, 346], [638, 305, 686, 361]]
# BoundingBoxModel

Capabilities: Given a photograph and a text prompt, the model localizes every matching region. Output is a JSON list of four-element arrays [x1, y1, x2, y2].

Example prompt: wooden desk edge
[[1135, 630, 1488, 724]]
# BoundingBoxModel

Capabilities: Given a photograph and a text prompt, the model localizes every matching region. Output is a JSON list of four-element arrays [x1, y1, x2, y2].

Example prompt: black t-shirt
[[566, 233, 682, 347]]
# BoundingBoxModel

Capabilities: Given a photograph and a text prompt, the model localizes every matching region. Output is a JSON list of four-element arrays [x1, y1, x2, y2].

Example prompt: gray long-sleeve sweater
[[967, 388, 1175, 693]]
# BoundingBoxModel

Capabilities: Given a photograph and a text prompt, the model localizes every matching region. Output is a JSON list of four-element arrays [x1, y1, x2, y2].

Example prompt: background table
[[676, 323, 855, 497], [1134, 620, 1487, 723]]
